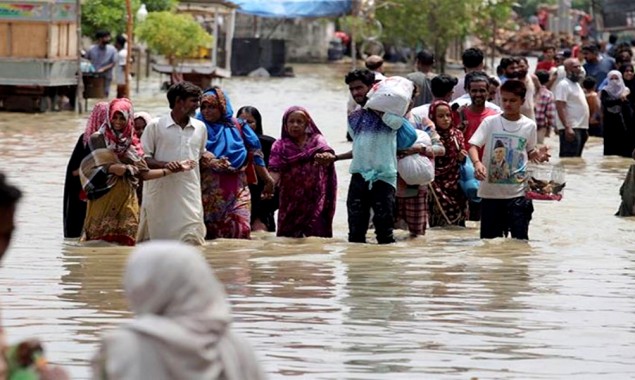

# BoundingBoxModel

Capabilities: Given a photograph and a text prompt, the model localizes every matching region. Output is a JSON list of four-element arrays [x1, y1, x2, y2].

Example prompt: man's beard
[[506, 71, 520, 79], [471, 97, 486, 106], [184, 106, 196, 117], [567, 72, 582, 83]]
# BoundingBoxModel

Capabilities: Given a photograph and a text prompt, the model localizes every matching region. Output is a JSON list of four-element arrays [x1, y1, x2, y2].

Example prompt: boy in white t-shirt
[[468, 80, 550, 240]]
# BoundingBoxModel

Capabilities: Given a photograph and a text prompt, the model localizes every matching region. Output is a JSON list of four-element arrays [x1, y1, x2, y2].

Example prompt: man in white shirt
[[452, 47, 485, 101], [85, 30, 117, 98], [138, 82, 210, 245], [411, 74, 457, 120], [554, 58, 590, 157], [451, 92, 501, 112], [114, 35, 129, 98]]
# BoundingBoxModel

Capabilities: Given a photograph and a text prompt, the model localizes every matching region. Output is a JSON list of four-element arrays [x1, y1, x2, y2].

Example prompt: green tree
[[376, 0, 476, 71], [473, 0, 516, 50], [136, 12, 213, 68], [81, 0, 176, 38], [145, 0, 177, 12], [374, 0, 515, 71]]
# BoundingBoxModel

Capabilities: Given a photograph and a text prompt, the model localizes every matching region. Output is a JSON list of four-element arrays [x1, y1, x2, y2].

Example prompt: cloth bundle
[[365, 76, 414, 117], [398, 130, 434, 185]]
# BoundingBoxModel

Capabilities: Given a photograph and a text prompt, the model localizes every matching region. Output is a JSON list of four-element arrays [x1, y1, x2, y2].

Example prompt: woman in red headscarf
[[79, 98, 195, 246], [269, 106, 337, 238], [427, 100, 468, 227]]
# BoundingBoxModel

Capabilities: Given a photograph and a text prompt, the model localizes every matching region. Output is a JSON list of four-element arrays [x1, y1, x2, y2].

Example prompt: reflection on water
[[1, 64, 635, 379]]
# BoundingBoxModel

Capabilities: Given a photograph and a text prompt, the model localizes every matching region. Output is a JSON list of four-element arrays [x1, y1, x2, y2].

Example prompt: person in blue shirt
[[582, 44, 616, 89], [85, 30, 118, 98], [346, 79, 417, 244]]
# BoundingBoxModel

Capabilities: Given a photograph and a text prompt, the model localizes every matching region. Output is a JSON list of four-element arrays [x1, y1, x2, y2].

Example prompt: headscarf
[[620, 63, 635, 100], [429, 100, 461, 176], [100, 98, 143, 159], [268, 106, 332, 171], [133, 111, 152, 127], [549, 65, 566, 91], [428, 101, 454, 137], [83, 102, 109, 147], [94, 242, 266, 380], [604, 70, 629, 99], [196, 87, 249, 169]]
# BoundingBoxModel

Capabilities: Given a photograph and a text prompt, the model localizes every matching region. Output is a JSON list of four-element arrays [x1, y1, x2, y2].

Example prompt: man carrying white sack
[[347, 76, 417, 244]]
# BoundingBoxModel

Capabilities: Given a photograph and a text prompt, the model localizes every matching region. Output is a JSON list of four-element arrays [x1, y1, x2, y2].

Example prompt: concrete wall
[[234, 14, 335, 62]]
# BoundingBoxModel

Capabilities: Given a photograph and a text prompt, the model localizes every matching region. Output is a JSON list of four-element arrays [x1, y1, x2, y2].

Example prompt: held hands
[[178, 160, 197, 171], [163, 160, 197, 174], [200, 152, 232, 171], [210, 157, 232, 171], [314, 152, 336, 166], [262, 177, 275, 199], [165, 161, 184, 172]]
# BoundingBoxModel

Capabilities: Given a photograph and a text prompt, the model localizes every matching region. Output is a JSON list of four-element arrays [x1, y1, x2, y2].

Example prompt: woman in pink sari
[[269, 106, 337, 238]]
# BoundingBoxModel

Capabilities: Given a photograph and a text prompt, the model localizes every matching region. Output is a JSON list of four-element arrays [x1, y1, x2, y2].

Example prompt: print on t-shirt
[[487, 133, 527, 184]]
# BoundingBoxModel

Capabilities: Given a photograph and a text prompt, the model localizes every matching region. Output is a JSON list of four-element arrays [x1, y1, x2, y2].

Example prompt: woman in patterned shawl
[[79, 98, 193, 245], [268, 106, 337, 238], [427, 100, 468, 227], [196, 87, 275, 239]]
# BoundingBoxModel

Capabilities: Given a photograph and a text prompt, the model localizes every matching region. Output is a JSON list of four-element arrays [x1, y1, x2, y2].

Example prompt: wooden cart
[[0, 0, 81, 112]]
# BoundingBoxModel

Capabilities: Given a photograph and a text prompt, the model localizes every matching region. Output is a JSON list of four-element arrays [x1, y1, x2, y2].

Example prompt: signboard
[[0, 1, 76, 21]]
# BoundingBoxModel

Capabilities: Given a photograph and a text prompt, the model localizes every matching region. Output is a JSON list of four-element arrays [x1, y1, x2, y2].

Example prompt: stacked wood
[[476, 26, 577, 55]]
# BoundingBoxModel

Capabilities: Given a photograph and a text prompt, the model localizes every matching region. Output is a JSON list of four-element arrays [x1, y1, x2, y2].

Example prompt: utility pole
[[557, 0, 571, 34], [125, 0, 133, 98]]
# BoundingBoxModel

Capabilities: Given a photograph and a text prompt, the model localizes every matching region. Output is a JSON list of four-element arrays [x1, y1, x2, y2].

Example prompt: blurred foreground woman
[[92, 241, 266, 380]]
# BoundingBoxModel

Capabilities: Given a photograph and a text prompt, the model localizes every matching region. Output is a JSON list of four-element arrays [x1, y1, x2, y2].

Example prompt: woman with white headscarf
[[92, 241, 266, 380], [601, 70, 635, 157]]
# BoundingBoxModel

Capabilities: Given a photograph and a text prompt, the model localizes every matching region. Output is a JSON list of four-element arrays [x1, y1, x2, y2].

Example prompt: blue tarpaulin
[[232, 0, 352, 18]]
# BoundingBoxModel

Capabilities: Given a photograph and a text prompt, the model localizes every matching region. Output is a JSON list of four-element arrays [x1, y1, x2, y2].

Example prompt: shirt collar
[[166, 113, 194, 129]]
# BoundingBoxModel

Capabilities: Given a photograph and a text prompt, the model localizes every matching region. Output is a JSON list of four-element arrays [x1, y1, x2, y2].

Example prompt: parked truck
[[0, 0, 81, 112]]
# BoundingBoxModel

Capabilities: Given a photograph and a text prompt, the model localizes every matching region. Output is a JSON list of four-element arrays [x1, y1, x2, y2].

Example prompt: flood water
[[1, 63, 635, 379]]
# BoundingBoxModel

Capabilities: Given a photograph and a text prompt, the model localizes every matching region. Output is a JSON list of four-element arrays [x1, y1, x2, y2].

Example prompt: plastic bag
[[397, 130, 434, 185], [364, 76, 414, 116], [526, 164, 565, 201], [459, 156, 480, 202]]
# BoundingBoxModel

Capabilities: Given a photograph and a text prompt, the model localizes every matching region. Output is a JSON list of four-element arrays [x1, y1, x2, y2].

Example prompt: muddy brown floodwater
[[1, 64, 635, 379]]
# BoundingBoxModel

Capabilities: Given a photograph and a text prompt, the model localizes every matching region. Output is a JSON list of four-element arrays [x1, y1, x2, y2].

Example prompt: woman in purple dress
[[269, 106, 337, 238]]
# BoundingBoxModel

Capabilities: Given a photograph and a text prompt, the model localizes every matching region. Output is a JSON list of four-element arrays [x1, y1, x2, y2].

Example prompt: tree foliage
[[136, 12, 213, 65], [472, 0, 516, 46], [81, 0, 176, 38], [375, 0, 488, 70], [145, 0, 177, 12]]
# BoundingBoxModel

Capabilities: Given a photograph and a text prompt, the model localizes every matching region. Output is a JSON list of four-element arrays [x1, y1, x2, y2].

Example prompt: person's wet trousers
[[347, 174, 396, 244]]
